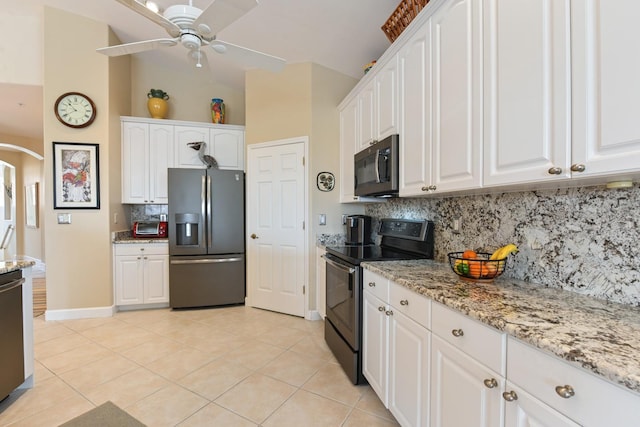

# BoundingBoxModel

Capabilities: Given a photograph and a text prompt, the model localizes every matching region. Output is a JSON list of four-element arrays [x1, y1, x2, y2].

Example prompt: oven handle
[[374, 149, 381, 183], [322, 255, 356, 275]]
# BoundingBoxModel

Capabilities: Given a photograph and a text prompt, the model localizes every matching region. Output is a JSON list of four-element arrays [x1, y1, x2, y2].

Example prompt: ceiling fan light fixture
[[181, 33, 202, 50]]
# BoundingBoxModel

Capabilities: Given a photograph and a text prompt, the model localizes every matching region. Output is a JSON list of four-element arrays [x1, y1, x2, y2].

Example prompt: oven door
[[324, 254, 360, 350]]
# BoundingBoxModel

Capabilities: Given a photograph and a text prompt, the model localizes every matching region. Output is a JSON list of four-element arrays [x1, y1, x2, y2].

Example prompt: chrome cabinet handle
[[385, 310, 394, 316], [400, 299, 409, 306], [368, 282, 376, 287], [548, 167, 563, 175], [484, 378, 498, 389], [428, 185, 437, 191], [451, 329, 464, 337], [570, 164, 586, 173], [378, 306, 385, 312], [555, 385, 575, 398], [421, 186, 429, 192], [502, 391, 518, 401]]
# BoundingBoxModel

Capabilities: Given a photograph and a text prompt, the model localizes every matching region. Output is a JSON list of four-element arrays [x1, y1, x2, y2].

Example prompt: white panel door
[[431, 0, 483, 192], [144, 255, 169, 304], [572, 0, 640, 177], [358, 81, 376, 151], [483, 0, 571, 186], [247, 139, 306, 317]]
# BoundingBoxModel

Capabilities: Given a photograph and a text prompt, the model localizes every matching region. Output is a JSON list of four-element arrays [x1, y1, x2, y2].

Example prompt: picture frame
[[25, 182, 39, 228], [52, 142, 100, 209]]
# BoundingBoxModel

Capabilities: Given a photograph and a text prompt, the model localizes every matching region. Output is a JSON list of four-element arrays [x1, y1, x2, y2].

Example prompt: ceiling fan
[[96, 0, 286, 72]]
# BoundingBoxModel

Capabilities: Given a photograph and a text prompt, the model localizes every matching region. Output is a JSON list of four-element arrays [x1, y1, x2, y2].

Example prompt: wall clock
[[54, 92, 97, 128]]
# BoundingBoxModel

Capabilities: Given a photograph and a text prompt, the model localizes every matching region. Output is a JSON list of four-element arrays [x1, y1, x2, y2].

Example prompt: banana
[[490, 244, 518, 260]]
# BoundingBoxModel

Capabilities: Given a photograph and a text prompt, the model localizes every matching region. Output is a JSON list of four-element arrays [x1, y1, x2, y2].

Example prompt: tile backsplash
[[365, 184, 640, 307]]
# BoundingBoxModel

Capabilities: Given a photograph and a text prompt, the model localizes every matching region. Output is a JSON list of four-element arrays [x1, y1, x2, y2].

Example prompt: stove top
[[325, 244, 428, 265]]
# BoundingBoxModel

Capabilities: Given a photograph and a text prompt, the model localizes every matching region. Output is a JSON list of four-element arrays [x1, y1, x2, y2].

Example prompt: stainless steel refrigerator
[[168, 168, 245, 308]]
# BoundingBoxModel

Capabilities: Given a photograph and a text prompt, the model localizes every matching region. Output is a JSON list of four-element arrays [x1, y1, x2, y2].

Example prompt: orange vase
[[147, 97, 168, 119]]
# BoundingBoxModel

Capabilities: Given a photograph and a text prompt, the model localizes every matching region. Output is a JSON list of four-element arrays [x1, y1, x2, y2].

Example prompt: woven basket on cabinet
[[381, 0, 430, 43]]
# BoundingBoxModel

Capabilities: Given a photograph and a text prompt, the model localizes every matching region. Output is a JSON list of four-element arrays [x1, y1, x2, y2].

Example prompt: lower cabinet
[[114, 243, 169, 307], [503, 382, 580, 427]]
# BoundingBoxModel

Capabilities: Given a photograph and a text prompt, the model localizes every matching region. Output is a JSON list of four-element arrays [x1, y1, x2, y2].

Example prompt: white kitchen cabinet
[[174, 125, 211, 168], [357, 80, 376, 151], [571, 1, 640, 178], [339, 97, 359, 202], [209, 128, 245, 170], [399, 24, 433, 197], [316, 246, 326, 319], [483, 0, 571, 187], [363, 287, 389, 406], [505, 337, 640, 427], [121, 120, 174, 204], [114, 243, 169, 307], [503, 381, 580, 427]]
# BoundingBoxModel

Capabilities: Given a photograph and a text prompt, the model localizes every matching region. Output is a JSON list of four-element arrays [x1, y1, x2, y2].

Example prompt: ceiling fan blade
[[194, 0, 258, 37], [114, 0, 181, 37], [210, 40, 286, 73], [96, 38, 179, 56]]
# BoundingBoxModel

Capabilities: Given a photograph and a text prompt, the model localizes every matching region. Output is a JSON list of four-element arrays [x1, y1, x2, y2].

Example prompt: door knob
[[250, 233, 258, 239]]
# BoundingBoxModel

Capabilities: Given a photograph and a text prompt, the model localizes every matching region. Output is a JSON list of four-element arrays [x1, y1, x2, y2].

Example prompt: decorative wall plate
[[317, 172, 335, 192]]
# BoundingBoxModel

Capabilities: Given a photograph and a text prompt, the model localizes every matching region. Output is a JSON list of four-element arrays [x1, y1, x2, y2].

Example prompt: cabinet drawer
[[507, 337, 640, 427], [432, 302, 506, 375], [363, 269, 389, 302], [114, 243, 168, 256], [389, 281, 430, 329]]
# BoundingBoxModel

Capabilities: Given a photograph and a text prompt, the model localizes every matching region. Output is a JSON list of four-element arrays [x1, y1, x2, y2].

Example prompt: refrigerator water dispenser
[[175, 213, 200, 246]]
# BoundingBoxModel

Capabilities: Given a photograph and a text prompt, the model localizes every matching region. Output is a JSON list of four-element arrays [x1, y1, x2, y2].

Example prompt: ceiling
[[1, 0, 399, 142]]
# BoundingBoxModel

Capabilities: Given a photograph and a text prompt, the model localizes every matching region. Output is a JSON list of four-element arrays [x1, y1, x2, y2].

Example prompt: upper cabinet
[[571, 0, 640, 177], [174, 126, 245, 170], [339, 97, 359, 202], [174, 125, 211, 169], [483, 0, 572, 186]]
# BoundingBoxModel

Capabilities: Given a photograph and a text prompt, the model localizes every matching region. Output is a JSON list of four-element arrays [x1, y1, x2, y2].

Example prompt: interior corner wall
[[130, 58, 246, 125], [43, 7, 114, 311], [21, 153, 44, 261]]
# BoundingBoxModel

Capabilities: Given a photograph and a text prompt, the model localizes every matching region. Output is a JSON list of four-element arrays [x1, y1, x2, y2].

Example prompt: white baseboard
[[45, 305, 116, 321], [306, 310, 323, 321]]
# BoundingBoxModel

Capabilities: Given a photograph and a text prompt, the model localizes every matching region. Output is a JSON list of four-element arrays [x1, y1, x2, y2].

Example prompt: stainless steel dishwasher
[[0, 270, 24, 401]]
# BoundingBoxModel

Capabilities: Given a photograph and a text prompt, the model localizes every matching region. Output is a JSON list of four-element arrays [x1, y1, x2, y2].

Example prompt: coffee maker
[[345, 215, 372, 245]]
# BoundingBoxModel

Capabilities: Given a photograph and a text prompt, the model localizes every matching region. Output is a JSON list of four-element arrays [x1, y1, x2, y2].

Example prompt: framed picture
[[52, 142, 100, 209], [25, 183, 39, 228]]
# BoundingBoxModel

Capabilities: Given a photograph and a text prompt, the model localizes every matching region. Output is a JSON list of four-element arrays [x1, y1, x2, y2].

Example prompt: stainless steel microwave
[[354, 134, 399, 197]]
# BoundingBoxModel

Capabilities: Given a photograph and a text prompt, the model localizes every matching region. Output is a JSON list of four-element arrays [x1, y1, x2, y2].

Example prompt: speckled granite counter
[[0, 260, 36, 274], [361, 259, 640, 395], [112, 230, 168, 244]]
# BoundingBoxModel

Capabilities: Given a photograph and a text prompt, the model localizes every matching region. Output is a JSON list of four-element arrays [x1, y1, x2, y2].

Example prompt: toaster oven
[[132, 221, 168, 238]]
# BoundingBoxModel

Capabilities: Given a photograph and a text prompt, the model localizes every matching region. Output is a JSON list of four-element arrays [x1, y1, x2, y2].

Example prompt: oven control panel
[[378, 218, 431, 241]]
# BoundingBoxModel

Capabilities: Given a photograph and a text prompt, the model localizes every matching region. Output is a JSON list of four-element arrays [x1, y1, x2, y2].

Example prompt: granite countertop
[[0, 260, 36, 274], [361, 259, 640, 395], [112, 230, 168, 244]]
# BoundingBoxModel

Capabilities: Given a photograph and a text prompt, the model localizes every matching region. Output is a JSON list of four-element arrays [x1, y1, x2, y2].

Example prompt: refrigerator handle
[[206, 175, 213, 249], [201, 175, 207, 248]]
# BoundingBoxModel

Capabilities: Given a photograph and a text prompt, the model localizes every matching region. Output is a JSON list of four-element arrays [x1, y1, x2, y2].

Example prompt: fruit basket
[[447, 252, 507, 282]]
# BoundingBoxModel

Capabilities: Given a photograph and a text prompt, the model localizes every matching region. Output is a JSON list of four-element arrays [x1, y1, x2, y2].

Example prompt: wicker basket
[[381, 0, 430, 43]]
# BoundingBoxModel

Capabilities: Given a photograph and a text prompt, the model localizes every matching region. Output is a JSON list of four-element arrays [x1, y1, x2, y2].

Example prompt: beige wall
[[246, 63, 362, 312], [43, 7, 128, 310], [20, 153, 44, 261], [130, 58, 246, 125]]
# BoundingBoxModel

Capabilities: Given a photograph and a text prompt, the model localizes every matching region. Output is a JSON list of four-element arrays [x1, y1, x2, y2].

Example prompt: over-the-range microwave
[[354, 134, 399, 197]]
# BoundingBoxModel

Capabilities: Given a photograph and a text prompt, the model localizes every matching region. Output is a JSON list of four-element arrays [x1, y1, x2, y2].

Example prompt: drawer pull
[[555, 385, 575, 399], [502, 390, 518, 401], [548, 166, 563, 175], [378, 306, 385, 312], [368, 282, 376, 287], [385, 310, 394, 316], [483, 378, 498, 389], [451, 329, 464, 337], [400, 299, 409, 306]]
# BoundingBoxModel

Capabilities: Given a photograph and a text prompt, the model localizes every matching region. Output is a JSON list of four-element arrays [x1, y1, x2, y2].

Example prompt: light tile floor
[[0, 306, 399, 427]]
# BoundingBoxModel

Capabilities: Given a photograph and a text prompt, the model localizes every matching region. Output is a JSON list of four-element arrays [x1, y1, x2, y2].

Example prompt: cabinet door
[[143, 254, 169, 304], [210, 128, 245, 170], [503, 382, 580, 427], [358, 81, 376, 151], [399, 24, 433, 197], [174, 125, 210, 168], [376, 57, 399, 141], [148, 124, 174, 204], [484, 0, 571, 186], [572, 1, 640, 177], [431, 335, 504, 427], [362, 290, 389, 406], [122, 121, 149, 203], [114, 256, 144, 306], [388, 308, 430, 427], [431, 0, 483, 193], [339, 97, 358, 202]]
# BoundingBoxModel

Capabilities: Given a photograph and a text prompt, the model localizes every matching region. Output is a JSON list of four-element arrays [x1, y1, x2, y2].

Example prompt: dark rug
[[59, 401, 146, 427]]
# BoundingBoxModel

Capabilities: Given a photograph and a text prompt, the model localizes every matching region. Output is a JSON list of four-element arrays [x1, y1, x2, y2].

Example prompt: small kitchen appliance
[[132, 221, 168, 238], [354, 134, 399, 197], [345, 215, 372, 245]]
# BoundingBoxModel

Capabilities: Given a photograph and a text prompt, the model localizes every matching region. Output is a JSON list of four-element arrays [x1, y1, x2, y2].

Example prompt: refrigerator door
[[207, 169, 245, 254], [168, 168, 207, 256], [169, 254, 245, 308]]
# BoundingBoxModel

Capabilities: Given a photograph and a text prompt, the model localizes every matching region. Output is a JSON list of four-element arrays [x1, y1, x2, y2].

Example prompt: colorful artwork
[[53, 142, 100, 209]]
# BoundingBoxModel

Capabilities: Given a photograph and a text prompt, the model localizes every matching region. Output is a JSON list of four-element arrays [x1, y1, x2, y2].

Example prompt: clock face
[[54, 92, 96, 128]]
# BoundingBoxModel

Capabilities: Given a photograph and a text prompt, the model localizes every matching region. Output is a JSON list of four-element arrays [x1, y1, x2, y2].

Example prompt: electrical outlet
[[452, 217, 461, 234], [319, 214, 327, 226]]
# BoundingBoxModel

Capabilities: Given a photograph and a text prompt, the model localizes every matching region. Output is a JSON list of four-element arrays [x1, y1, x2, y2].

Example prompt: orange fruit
[[462, 250, 478, 259], [468, 260, 482, 278]]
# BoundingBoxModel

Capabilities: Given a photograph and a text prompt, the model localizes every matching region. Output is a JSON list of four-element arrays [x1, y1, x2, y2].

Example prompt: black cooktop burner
[[325, 244, 427, 265]]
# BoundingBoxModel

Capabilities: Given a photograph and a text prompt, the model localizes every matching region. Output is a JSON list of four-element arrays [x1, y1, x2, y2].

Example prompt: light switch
[[57, 213, 72, 224], [319, 214, 327, 226]]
